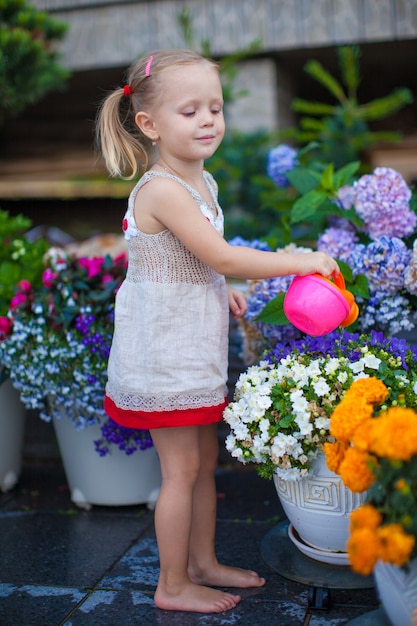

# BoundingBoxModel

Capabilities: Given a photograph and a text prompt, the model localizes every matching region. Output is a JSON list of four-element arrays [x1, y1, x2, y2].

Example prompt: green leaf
[[356, 88, 413, 121], [255, 293, 290, 325], [304, 59, 347, 104], [349, 274, 370, 299], [338, 46, 361, 97], [336, 260, 354, 283], [333, 161, 360, 189], [285, 167, 321, 195], [292, 98, 336, 116], [278, 414, 293, 428], [320, 163, 334, 192], [290, 190, 329, 223]]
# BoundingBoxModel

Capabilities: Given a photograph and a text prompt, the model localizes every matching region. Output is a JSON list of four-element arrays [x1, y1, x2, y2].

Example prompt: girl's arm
[[135, 178, 339, 280]]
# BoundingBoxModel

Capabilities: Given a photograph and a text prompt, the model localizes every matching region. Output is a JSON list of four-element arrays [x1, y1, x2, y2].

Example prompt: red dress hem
[[103, 394, 228, 430]]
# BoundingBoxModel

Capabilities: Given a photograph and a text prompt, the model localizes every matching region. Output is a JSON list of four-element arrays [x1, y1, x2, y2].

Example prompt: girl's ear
[[135, 111, 159, 142]]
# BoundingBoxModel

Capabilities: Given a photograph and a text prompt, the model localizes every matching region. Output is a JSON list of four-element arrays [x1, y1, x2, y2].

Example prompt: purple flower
[[228, 237, 272, 251], [349, 236, 411, 295], [334, 184, 355, 210], [352, 167, 415, 239], [317, 226, 358, 262], [94, 418, 153, 457], [357, 292, 414, 336], [267, 144, 299, 188], [268, 329, 417, 370]]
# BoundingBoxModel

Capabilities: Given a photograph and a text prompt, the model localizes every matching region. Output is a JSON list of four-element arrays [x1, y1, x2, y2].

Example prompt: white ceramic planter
[[53, 411, 161, 510], [274, 452, 366, 554], [0, 374, 26, 492], [374, 559, 417, 626]]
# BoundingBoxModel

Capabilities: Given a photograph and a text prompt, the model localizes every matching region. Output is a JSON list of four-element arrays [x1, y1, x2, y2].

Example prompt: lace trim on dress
[[106, 380, 227, 412]]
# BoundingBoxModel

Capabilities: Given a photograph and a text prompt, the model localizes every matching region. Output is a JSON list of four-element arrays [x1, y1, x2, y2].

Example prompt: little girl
[[96, 49, 339, 614]]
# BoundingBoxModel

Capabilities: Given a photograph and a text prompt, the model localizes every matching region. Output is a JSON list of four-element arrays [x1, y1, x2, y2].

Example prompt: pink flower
[[9, 293, 28, 309], [78, 256, 104, 278], [43, 268, 57, 288], [17, 280, 32, 293], [0, 316, 12, 340], [122, 218, 128, 231], [101, 273, 113, 284]]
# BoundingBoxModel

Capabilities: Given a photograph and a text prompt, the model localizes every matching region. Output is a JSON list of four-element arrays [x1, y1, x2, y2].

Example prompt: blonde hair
[[95, 49, 218, 179]]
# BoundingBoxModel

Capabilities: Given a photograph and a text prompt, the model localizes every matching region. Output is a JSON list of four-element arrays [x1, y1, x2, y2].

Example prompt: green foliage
[[206, 129, 277, 240], [282, 46, 413, 168], [0, 208, 49, 315], [0, 0, 70, 123]]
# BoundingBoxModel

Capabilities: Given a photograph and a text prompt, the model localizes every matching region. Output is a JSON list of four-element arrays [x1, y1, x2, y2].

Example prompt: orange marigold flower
[[347, 527, 380, 575], [378, 524, 415, 567], [324, 440, 348, 473], [370, 408, 417, 461], [395, 478, 408, 492], [330, 396, 373, 442], [351, 419, 374, 452], [350, 504, 382, 532], [346, 377, 388, 405], [338, 447, 376, 492]]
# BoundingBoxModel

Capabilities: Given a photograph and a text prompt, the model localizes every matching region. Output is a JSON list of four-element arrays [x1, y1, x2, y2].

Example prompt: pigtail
[[95, 87, 150, 180]]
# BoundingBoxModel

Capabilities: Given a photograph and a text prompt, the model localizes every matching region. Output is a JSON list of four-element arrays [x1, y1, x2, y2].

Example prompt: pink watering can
[[283, 272, 359, 337]]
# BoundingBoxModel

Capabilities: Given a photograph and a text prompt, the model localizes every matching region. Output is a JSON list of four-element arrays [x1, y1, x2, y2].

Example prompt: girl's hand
[[227, 286, 247, 319], [296, 252, 340, 278]]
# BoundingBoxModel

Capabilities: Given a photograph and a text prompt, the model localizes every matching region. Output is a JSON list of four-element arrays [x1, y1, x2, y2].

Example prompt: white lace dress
[[104, 170, 230, 430]]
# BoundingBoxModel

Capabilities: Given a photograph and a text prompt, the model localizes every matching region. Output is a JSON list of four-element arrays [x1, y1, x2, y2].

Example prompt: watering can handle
[[313, 271, 346, 290], [332, 272, 346, 290]]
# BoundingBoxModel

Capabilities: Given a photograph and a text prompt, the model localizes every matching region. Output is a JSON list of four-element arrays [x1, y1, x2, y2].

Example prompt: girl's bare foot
[[154, 581, 241, 613], [189, 562, 266, 589]]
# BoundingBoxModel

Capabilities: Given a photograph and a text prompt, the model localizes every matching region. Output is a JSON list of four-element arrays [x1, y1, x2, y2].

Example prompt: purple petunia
[[267, 144, 299, 188], [352, 167, 416, 239]]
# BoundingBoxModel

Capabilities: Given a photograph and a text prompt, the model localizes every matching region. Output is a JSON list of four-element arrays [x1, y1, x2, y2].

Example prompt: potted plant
[[325, 376, 417, 625], [0, 247, 161, 509], [0, 208, 48, 492], [224, 330, 417, 557]]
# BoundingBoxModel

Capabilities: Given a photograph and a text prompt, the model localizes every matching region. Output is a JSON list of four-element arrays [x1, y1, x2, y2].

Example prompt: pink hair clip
[[145, 55, 154, 78]]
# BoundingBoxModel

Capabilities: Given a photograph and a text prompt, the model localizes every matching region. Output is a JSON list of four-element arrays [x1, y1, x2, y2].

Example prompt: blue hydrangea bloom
[[267, 144, 299, 188]]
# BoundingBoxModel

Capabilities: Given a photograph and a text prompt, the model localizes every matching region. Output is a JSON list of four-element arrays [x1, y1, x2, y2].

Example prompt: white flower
[[312, 378, 330, 396], [338, 371, 348, 384], [349, 360, 365, 373], [314, 416, 330, 430], [362, 354, 381, 370], [324, 358, 341, 375], [290, 389, 309, 412]]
